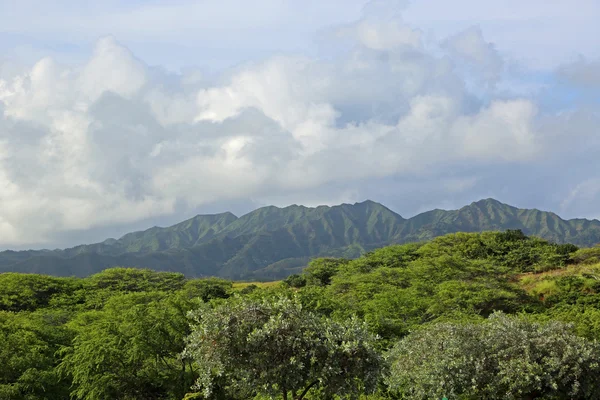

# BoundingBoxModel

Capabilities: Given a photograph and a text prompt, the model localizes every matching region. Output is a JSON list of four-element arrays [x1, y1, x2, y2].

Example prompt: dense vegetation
[[2, 230, 600, 399], [2, 199, 600, 280]]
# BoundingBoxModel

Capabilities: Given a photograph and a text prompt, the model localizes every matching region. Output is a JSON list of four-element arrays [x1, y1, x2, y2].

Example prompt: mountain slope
[[1, 199, 599, 279], [397, 199, 600, 246], [217, 200, 404, 241], [60, 212, 239, 257]]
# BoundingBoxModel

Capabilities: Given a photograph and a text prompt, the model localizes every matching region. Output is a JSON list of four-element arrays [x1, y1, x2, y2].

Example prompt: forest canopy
[[2, 230, 600, 399]]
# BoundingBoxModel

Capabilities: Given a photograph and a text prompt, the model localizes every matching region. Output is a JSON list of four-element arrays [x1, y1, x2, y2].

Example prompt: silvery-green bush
[[184, 295, 383, 400], [386, 312, 600, 399]]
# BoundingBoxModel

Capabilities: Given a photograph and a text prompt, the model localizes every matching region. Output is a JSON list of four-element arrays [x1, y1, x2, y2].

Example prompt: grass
[[515, 262, 600, 300], [231, 281, 282, 291], [518, 263, 600, 287]]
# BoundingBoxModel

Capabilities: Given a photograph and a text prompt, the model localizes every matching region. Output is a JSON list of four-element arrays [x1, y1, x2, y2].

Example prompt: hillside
[[1, 198, 600, 279], [396, 199, 600, 245]]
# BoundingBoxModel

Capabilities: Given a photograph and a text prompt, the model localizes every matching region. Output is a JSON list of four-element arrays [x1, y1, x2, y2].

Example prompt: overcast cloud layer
[[0, 0, 599, 248]]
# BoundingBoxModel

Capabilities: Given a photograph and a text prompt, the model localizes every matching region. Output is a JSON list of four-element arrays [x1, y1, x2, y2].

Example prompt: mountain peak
[[472, 198, 508, 207], [464, 198, 519, 212], [191, 211, 238, 220], [354, 199, 379, 206]]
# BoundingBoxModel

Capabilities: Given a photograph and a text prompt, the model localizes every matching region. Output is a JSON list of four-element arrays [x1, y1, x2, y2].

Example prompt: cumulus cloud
[[0, 9, 597, 247], [559, 57, 600, 89], [442, 26, 504, 85], [333, 0, 422, 53], [335, 19, 422, 52]]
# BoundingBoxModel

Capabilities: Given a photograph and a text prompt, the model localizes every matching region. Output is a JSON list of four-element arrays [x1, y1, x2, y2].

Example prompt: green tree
[[0, 273, 80, 312], [303, 258, 349, 286], [282, 274, 307, 288], [386, 312, 600, 399], [178, 277, 232, 302], [184, 295, 383, 400], [59, 292, 196, 400], [0, 310, 73, 399]]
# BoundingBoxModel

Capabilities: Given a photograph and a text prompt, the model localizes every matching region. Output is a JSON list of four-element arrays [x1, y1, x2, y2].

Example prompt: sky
[[0, 0, 600, 249]]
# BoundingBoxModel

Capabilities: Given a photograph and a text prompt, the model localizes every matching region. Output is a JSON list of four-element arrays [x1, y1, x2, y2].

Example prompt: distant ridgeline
[[1, 198, 600, 280]]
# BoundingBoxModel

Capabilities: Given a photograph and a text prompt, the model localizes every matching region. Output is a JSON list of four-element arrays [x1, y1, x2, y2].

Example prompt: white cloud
[[336, 19, 423, 51], [442, 26, 504, 84], [402, 0, 600, 70], [452, 99, 537, 161], [559, 57, 600, 89], [79, 36, 147, 101]]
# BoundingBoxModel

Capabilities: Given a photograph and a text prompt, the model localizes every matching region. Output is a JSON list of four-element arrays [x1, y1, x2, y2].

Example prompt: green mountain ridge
[[1, 198, 600, 279]]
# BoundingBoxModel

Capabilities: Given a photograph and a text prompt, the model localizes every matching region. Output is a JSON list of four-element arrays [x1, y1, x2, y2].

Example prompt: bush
[[386, 312, 600, 399], [283, 274, 307, 288], [571, 247, 600, 265]]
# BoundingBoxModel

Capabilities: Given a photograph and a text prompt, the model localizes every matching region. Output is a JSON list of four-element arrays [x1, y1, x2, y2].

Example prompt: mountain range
[[2, 198, 600, 280]]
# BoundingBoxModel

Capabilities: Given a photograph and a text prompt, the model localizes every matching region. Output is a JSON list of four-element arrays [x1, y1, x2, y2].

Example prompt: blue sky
[[0, 0, 599, 248]]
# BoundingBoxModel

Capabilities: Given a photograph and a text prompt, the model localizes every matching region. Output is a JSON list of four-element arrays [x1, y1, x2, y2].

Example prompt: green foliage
[[184, 295, 383, 400], [0, 310, 73, 399], [386, 312, 600, 399], [76, 268, 188, 310], [178, 277, 232, 302], [0, 230, 597, 400], [85, 267, 187, 292], [303, 258, 350, 286], [338, 244, 421, 275], [239, 283, 259, 294], [545, 305, 600, 340], [59, 292, 196, 400], [315, 231, 561, 341], [0, 273, 80, 312], [415, 230, 576, 273], [523, 265, 600, 307], [0, 268, 235, 400], [571, 246, 600, 265], [282, 274, 307, 288]]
